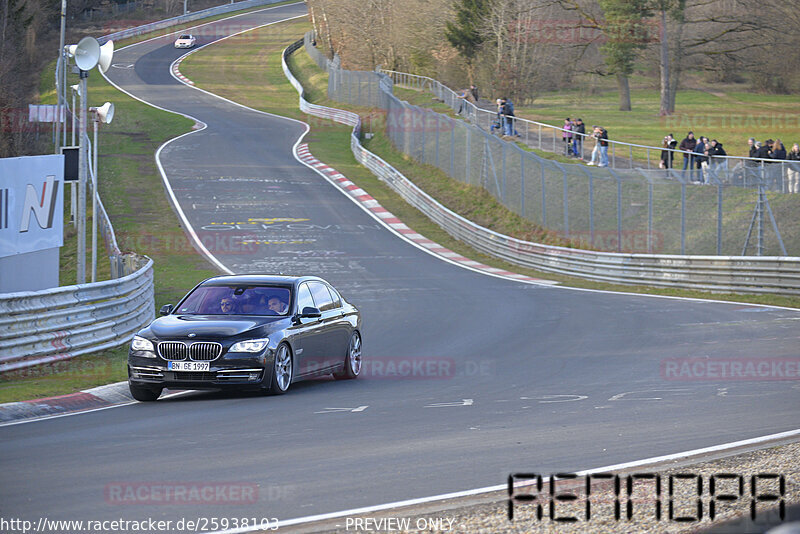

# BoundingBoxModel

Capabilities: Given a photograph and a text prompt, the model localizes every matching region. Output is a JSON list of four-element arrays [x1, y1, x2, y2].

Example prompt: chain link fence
[[305, 34, 798, 256]]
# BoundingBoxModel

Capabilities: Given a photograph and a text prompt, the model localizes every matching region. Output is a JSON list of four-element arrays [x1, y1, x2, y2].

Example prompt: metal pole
[[563, 169, 569, 238], [757, 181, 764, 256], [717, 184, 723, 255], [520, 153, 525, 216], [589, 173, 594, 248], [680, 182, 686, 255], [71, 89, 77, 227], [77, 72, 88, 284], [183, 0, 187, 15], [648, 182, 653, 253], [92, 117, 98, 283], [617, 176, 622, 252], [541, 165, 546, 226], [58, 0, 67, 151]]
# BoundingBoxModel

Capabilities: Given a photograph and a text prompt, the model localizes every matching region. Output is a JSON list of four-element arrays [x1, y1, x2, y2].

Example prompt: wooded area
[[306, 0, 800, 111], [0, 0, 227, 158]]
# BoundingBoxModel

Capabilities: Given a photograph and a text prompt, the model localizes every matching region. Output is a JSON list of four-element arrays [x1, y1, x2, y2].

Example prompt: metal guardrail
[[98, 0, 286, 44], [283, 37, 800, 296], [0, 256, 154, 373]]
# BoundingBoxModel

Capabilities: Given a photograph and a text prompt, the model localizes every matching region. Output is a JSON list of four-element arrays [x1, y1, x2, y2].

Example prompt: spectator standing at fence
[[708, 139, 726, 176], [660, 133, 677, 169], [787, 143, 800, 193], [562, 118, 573, 156], [456, 86, 477, 115], [572, 118, 585, 159], [587, 126, 601, 165], [598, 127, 609, 167], [679, 131, 697, 178], [770, 139, 786, 160], [490, 98, 503, 134], [470, 84, 479, 102], [694, 136, 709, 183], [747, 138, 758, 162], [757, 140, 772, 160], [502, 98, 518, 137]]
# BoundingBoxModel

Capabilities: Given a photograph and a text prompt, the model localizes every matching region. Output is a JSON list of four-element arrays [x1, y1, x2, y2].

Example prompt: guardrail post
[[450, 122, 455, 177], [538, 124, 542, 149]]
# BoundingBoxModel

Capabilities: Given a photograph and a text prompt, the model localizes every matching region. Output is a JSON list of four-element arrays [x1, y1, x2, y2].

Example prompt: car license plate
[[168, 361, 210, 372]]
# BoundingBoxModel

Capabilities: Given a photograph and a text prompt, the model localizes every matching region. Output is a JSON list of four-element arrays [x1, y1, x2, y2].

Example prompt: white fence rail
[[283, 38, 800, 296]]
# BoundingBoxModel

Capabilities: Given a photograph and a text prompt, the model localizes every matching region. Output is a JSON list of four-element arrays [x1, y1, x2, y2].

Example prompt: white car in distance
[[174, 34, 196, 49]]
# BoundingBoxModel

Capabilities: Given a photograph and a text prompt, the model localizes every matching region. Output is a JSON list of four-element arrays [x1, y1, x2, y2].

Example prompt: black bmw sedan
[[127, 275, 362, 401]]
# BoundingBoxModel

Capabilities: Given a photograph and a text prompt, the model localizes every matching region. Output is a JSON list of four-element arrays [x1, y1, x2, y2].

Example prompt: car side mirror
[[160, 304, 174, 316], [300, 306, 321, 319]]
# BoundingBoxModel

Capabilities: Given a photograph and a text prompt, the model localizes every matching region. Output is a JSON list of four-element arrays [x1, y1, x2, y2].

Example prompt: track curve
[[2, 3, 799, 527]]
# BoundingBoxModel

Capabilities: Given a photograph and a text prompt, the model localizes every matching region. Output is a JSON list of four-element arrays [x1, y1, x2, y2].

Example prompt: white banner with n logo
[[0, 155, 64, 258]]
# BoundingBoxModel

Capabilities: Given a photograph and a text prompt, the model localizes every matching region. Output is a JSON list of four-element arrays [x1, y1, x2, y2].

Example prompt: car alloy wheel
[[269, 344, 293, 394], [334, 332, 361, 380]]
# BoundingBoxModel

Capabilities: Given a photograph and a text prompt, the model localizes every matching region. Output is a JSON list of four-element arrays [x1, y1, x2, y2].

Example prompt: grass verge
[[181, 19, 800, 310]]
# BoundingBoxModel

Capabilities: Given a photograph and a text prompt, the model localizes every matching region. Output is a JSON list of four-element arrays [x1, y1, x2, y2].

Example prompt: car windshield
[[179, 35, 191, 40], [175, 285, 292, 316]]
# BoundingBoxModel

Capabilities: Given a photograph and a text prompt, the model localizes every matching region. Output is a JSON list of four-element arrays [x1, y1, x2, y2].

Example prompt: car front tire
[[267, 343, 293, 395], [129, 383, 162, 402], [334, 331, 361, 380]]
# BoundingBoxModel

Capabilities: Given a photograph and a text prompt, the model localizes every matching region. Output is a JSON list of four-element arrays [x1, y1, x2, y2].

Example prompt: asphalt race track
[[2, 3, 799, 529]]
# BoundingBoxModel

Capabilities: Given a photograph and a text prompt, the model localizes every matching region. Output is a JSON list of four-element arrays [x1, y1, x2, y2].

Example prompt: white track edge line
[[208, 427, 800, 533]]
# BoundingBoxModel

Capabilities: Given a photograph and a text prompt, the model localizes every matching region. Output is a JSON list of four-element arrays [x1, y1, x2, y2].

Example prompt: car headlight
[[131, 335, 155, 355], [229, 338, 269, 353]]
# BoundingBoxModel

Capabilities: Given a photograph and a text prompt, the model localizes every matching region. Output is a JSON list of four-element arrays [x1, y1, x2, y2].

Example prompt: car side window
[[308, 282, 335, 312], [327, 285, 342, 309], [296, 283, 315, 313]]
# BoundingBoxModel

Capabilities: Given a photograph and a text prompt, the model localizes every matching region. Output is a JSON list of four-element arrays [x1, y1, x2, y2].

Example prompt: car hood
[[146, 315, 283, 339]]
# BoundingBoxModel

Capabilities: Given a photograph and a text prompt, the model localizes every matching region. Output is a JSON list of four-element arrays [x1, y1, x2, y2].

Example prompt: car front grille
[[158, 341, 222, 361], [159, 342, 188, 361], [189, 342, 222, 361]]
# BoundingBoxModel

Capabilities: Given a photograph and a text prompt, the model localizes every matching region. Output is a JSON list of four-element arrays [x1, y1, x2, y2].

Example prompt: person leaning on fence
[[694, 136, 709, 183], [747, 137, 758, 166], [770, 138, 787, 160], [679, 131, 697, 178], [490, 98, 503, 134], [598, 127, 609, 167], [562, 118, 574, 156], [787, 143, 800, 194], [660, 133, 677, 169], [587, 126, 601, 166], [502, 98, 518, 137], [572, 118, 585, 159], [456, 86, 477, 115]]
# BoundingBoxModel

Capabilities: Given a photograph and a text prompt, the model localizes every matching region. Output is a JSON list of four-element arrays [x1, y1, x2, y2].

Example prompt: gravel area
[[287, 441, 800, 534]]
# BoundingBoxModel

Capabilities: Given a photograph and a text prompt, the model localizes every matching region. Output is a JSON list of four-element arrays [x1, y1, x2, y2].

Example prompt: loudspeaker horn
[[73, 37, 100, 71], [98, 40, 114, 73], [95, 102, 115, 124]]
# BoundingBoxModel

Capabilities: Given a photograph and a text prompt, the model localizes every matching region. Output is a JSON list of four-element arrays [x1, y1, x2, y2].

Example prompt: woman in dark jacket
[[660, 134, 678, 168], [770, 139, 787, 160]]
